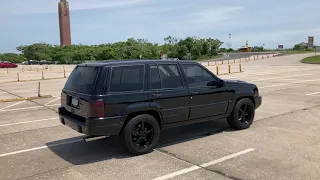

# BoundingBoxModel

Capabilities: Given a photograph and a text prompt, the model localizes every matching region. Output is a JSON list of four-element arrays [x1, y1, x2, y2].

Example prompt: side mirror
[[207, 80, 224, 87]]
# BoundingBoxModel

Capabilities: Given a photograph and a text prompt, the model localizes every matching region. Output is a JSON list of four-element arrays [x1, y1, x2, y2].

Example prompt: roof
[[80, 59, 198, 66]]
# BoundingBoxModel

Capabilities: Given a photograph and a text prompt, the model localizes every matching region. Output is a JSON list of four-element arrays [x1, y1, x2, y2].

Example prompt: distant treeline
[[0, 36, 227, 64]]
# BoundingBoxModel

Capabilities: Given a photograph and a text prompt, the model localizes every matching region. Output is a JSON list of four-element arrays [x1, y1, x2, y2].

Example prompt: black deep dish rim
[[131, 121, 155, 148], [237, 104, 252, 124]]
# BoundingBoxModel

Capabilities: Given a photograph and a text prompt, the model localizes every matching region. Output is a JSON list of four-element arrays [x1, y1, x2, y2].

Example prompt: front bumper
[[254, 96, 262, 109], [58, 107, 125, 136]]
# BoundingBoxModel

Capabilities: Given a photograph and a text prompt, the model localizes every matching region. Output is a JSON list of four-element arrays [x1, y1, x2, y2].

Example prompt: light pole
[[227, 34, 232, 49]]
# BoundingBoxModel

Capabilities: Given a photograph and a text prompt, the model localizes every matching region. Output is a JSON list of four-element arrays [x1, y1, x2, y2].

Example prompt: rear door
[[181, 63, 231, 120], [148, 63, 189, 124]]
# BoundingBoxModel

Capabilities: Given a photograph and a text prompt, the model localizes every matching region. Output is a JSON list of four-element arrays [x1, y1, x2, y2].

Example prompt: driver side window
[[182, 64, 216, 88]]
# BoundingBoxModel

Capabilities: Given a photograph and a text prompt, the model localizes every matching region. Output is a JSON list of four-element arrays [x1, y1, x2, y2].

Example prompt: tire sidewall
[[123, 114, 160, 155], [232, 98, 255, 129]]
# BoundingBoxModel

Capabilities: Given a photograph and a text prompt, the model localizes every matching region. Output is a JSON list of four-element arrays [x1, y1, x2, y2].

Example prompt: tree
[[14, 36, 223, 63], [0, 53, 27, 63], [293, 43, 308, 51]]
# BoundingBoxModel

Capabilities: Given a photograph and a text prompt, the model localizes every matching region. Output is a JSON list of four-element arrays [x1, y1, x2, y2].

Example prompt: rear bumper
[[58, 107, 125, 136], [254, 96, 262, 109]]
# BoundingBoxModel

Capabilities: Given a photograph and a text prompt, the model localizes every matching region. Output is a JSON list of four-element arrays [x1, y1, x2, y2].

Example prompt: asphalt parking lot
[[1, 53, 320, 180]]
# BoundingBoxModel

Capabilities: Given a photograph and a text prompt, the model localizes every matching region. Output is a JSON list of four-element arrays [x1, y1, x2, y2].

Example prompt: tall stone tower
[[58, 0, 71, 46]]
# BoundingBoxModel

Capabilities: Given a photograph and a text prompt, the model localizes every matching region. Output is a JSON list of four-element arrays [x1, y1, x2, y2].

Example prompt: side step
[[83, 136, 109, 142]]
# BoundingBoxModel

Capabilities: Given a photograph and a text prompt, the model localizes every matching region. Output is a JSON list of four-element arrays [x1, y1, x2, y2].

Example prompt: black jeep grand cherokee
[[59, 60, 262, 155]]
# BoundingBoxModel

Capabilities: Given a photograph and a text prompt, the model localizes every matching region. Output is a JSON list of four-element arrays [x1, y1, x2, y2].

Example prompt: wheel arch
[[120, 102, 163, 134]]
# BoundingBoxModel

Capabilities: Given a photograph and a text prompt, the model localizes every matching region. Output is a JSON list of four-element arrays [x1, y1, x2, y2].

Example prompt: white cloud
[[189, 6, 243, 23], [0, 0, 148, 15]]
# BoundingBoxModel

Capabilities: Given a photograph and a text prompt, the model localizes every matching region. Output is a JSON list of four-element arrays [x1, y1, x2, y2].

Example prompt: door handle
[[191, 91, 199, 95], [152, 94, 162, 97]]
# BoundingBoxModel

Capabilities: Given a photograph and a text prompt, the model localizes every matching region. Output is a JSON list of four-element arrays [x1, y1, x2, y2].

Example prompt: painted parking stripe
[[0, 117, 58, 127], [46, 104, 60, 107], [0, 139, 83, 158], [0, 100, 26, 111], [306, 91, 320, 96], [259, 80, 318, 89], [0, 103, 61, 112], [0, 106, 44, 112], [153, 148, 255, 180], [250, 74, 311, 82], [44, 97, 60, 106]]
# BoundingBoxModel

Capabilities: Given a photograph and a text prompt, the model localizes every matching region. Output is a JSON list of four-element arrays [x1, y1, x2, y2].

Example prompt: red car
[[0, 61, 18, 68]]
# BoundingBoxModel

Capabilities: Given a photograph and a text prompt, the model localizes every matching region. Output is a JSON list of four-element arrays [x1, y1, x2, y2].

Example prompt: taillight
[[90, 99, 105, 118]]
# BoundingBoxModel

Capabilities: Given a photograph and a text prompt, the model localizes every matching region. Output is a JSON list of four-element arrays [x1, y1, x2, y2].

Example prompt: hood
[[223, 79, 256, 88]]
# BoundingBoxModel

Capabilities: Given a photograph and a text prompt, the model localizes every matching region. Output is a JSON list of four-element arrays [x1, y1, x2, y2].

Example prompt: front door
[[181, 63, 231, 120], [148, 64, 189, 124]]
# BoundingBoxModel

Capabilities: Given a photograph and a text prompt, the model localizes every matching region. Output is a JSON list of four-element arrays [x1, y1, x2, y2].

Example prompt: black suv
[[58, 60, 262, 155]]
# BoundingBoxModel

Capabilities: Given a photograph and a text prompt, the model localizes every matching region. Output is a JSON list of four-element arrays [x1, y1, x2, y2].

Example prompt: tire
[[121, 114, 160, 155], [227, 98, 255, 130]]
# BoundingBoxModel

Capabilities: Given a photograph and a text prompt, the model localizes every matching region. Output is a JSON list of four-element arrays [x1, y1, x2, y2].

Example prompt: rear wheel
[[121, 114, 160, 155], [227, 98, 255, 130]]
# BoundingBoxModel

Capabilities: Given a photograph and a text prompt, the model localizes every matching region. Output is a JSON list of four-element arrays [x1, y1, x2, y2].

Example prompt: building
[[238, 47, 253, 52], [58, 0, 71, 46], [238, 41, 253, 52]]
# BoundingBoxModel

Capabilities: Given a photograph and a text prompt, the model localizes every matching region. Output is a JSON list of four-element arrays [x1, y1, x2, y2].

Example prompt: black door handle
[[152, 94, 162, 97], [191, 91, 200, 95]]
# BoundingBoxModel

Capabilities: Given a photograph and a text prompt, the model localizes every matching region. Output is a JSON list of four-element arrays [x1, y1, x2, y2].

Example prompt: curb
[[0, 95, 52, 103], [300, 60, 320, 65]]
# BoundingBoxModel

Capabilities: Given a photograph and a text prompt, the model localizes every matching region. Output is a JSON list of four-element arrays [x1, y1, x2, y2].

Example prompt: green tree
[[15, 36, 223, 63], [0, 53, 27, 63]]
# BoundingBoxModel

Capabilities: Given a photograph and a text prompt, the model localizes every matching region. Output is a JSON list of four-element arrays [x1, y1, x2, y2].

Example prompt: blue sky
[[0, 0, 319, 53]]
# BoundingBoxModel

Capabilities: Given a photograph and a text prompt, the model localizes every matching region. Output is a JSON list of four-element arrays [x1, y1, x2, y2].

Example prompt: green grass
[[197, 55, 223, 61], [301, 55, 320, 64]]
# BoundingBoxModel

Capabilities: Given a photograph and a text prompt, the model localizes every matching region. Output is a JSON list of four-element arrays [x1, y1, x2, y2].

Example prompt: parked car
[[58, 60, 262, 155], [0, 61, 18, 68], [27, 60, 40, 65], [39, 60, 53, 65], [21, 61, 28, 65]]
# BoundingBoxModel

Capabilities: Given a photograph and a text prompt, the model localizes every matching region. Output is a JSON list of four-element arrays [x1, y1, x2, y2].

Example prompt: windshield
[[64, 66, 99, 94]]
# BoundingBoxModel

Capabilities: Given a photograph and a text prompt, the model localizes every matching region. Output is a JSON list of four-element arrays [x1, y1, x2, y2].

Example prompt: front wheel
[[121, 114, 160, 155], [227, 98, 255, 130]]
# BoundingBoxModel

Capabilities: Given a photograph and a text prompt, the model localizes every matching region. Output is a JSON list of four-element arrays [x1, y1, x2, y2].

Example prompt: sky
[[0, 0, 319, 53]]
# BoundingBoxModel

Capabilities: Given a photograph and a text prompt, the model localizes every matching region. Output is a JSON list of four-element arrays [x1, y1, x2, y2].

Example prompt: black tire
[[121, 114, 160, 155], [227, 98, 255, 130]]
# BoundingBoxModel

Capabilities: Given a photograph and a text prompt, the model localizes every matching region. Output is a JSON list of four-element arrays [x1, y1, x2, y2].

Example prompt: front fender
[[226, 87, 255, 114]]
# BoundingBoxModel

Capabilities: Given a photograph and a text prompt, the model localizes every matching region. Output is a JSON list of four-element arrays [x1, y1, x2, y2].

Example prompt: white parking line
[[0, 100, 26, 111], [260, 86, 299, 93], [0, 106, 43, 112], [153, 148, 255, 180], [259, 80, 318, 89], [0, 117, 58, 127], [44, 97, 60, 106], [0, 139, 83, 158], [250, 74, 311, 82], [306, 91, 320, 96], [46, 104, 60, 107]]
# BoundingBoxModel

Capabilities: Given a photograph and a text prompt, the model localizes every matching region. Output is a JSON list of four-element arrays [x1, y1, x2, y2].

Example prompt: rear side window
[[150, 64, 184, 89], [64, 66, 99, 94], [109, 65, 144, 92]]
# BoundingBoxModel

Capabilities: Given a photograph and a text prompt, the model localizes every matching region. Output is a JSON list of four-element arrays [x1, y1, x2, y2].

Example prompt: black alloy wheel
[[132, 121, 155, 147], [227, 98, 255, 130], [122, 114, 160, 155], [237, 104, 252, 125]]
